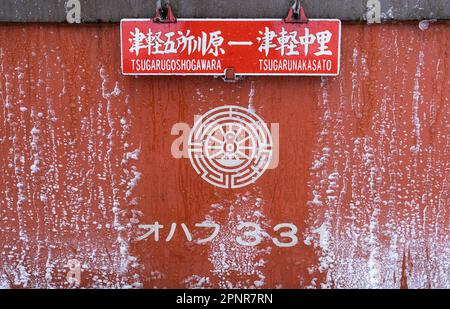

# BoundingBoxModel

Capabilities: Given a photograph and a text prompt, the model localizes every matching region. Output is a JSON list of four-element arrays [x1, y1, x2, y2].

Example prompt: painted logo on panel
[[188, 106, 272, 188]]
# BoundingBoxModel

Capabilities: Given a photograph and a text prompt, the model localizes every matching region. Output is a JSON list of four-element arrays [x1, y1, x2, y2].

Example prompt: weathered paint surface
[[1, 0, 450, 22], [0, 22, 448, 288]]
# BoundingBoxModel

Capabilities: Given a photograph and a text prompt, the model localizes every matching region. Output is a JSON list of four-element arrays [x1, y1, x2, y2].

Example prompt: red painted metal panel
[[120, 19, 341, 75], [0, 22, 449, 288]]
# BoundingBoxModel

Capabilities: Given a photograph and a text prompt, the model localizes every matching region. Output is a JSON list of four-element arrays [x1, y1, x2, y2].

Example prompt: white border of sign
[[120, 18, 342, 76]]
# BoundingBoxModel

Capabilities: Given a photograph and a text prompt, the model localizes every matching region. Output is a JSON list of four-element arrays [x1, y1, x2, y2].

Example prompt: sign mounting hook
[[285, 0, 308, 23], [154, 0, 176, 23], [222, 67, 240, 82]]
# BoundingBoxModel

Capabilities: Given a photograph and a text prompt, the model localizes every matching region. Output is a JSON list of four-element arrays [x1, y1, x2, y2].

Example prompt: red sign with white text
[[121, 19, 341, 76]]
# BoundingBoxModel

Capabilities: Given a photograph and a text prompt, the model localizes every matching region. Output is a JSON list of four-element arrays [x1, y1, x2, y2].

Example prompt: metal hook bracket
[[154, 0, 177, 23], [285, 0, 308, 23], [222, 68, 240, 82]]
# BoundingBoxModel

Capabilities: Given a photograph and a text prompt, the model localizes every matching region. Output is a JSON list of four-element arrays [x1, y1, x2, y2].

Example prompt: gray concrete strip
[[0, 0, 449, 22]]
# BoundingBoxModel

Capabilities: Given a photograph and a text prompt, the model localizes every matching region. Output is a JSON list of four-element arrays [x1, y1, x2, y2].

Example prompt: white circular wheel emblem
[[188, 105, 273, 189]]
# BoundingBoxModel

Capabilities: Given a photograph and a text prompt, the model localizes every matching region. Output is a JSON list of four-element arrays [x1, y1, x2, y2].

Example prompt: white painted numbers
[[272, 223, 298, 248], [236, 222, 262, 246], [136, 222, 300, 248]]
